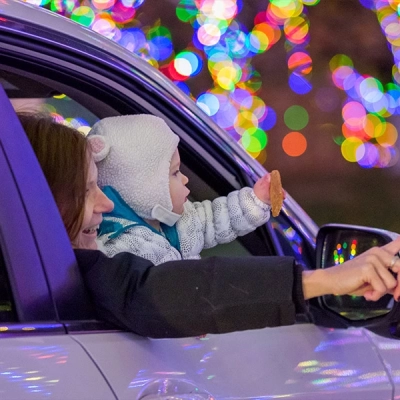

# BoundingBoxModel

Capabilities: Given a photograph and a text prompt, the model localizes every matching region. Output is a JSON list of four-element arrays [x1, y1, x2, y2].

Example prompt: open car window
[[2, 62, 280, 257], [3, 58, 316, 264]]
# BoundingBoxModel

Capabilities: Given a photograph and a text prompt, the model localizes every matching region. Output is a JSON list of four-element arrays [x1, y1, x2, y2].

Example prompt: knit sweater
[[98, 186, 271, 265]]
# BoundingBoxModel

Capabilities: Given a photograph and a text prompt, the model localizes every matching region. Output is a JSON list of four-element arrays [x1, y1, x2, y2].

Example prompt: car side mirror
[[316, 224, 399, 321]]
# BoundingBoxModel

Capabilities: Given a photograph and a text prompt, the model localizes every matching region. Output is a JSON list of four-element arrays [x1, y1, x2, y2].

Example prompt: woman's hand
[[302, 237, 400, 301]]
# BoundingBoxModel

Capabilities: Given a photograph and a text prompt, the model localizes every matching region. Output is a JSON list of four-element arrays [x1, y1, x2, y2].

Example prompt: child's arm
[[177, 172, 285, 256], [178, 187, 271, 252]]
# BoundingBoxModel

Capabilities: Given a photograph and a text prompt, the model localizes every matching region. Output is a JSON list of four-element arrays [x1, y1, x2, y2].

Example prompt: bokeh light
[[175, 51, 203, 76], [288, 52, 312, 75], [342, 137, 366, 163], [28, 0, 400, 167], [241, 127, 268, 152], [71, 6, 95, 27], [282, 131, 307, 156], [289, 72, 312, 94], [197, 93, 220, 116], [284, 105, 309, 130], [92, 0, 116, 11]]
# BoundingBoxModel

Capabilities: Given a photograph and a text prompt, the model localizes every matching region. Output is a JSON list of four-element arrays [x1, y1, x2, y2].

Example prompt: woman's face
[[72, 156, 114, 250]]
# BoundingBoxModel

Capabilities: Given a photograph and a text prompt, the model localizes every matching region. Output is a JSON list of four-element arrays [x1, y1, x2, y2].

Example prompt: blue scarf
[[98, 186, 181, 252]]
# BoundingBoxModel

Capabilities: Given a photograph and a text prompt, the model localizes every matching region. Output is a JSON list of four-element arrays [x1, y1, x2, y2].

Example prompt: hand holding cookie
[[253, 170, 285, 217], [269, 170, 284, 217]]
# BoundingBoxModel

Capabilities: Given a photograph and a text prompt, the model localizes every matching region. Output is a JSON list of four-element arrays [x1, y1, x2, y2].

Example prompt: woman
[[19, 113, 400, 338]]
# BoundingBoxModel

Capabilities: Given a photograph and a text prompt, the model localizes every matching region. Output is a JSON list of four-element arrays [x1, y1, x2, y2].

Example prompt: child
[[88, 114, 283, 265]]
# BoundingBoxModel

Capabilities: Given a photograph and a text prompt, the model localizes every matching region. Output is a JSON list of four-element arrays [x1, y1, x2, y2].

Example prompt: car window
[[2, 61, 316, 266], [0, 59, 318, 265], [1, 69, 98, 129], [2, 63, 279, 259]]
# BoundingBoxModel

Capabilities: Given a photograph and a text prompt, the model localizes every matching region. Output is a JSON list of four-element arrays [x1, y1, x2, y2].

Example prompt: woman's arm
[[75, 237, 400, 338], [75, 250, 303, 338]]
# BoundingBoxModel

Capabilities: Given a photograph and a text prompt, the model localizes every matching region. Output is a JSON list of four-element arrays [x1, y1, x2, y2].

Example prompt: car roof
[[1, 0, 150, 69]]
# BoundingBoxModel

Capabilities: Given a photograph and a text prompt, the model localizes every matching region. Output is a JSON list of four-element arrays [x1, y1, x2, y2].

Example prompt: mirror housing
[[315, 224, 398, 322]]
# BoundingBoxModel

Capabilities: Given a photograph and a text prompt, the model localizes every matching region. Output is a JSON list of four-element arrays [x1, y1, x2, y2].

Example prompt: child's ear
[[88, 135, 110, 162]]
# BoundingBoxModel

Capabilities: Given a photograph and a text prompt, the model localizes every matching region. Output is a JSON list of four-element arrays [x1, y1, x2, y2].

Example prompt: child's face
[[169, 149, 190, 215]]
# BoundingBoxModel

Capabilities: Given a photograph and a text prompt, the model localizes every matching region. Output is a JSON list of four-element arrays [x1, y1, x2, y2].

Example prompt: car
[[1, 1, 400, 399]]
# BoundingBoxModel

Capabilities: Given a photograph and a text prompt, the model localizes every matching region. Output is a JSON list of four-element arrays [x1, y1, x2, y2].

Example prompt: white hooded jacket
[[89, 114, 272, 265]]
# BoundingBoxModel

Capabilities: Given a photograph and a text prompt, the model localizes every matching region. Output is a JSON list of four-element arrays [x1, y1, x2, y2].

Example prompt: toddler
[[88, 114, 283, 265]]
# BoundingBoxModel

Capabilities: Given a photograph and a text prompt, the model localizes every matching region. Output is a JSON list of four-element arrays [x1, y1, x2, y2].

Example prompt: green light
[[284, 105, 309, 130], [71, 6, 95, 27], [176, 0, 198, 23], [242, 127, 268, 152], [333, 136, 345, 145]]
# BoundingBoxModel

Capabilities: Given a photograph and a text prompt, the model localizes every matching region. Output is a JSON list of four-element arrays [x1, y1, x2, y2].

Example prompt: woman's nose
[[182, 173, 189, 185], [96, 188, 114, 213]]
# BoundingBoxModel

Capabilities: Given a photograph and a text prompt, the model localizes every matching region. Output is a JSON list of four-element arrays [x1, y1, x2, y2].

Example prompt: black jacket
[[75, 249, 306, 338]]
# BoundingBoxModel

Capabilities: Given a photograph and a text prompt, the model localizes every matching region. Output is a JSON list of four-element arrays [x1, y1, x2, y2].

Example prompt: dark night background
[[41, 0, 400, 233], [152, 0, 400, 233]]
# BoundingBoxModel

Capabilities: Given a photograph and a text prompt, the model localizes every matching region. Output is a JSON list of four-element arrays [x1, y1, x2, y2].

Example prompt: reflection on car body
[[1, 1, 400, 399]]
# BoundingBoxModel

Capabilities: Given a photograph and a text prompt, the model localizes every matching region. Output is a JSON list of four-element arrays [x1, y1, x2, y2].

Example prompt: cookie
[[270, 170, 283, 217]]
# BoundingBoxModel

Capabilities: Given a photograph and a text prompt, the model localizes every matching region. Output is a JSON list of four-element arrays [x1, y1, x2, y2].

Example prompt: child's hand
[[254, 172, 286, 209], [254, 174, 272, 204]]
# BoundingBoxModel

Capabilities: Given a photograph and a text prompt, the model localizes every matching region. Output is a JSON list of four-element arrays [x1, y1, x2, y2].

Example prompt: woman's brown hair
[[17, 113, 89, 243]]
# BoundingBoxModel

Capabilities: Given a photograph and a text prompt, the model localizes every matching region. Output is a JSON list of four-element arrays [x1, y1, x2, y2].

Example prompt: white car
[[0, 1, 400, 399]]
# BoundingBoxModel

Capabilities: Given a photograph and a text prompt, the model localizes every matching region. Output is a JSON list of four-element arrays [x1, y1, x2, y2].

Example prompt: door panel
[[0, 335, 115, 399], [73, 326, 391, 400]]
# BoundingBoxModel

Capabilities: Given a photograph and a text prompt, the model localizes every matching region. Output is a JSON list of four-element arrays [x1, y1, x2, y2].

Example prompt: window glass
[[0, 68, 99, 131], [269, 214, 315, 269], [12, 94, 99, 132]]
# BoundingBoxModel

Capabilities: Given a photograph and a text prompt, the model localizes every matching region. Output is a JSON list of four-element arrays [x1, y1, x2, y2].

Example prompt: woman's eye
[[173, 170, 180, 176]]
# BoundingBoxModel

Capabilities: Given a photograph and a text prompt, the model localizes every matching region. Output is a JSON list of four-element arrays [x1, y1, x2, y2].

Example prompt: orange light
[[282, 131, 307, 157]]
